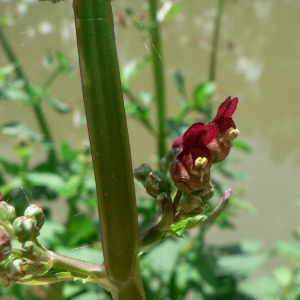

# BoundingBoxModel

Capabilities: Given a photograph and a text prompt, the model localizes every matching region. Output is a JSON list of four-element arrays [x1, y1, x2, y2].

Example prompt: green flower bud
[[0, 227, 11, 262], [181, 191, 202, 213], [5, 259, 25, 280], [22, 260, 49, 276], [0, 201, 16, 224], [13, 216, 39, 243], [145, 170, 172, 198], [24, 204, 45, 229], [134, 163, 152, 185], [160, 148, 177, 174], [199, 181, 214, 203]]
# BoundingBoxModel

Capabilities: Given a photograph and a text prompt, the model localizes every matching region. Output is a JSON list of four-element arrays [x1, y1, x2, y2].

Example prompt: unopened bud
[[5, 259, 25, 280], [0, 228, 11, 262], [24, 204, 45, 229], [13, 216, 39, 243], [160, 149, 177, 174], [199, 182, 214, 203], [145, 170, 172, 198], [0, 201, 16, 224], [134, 163, 153, 185], [181, 191, 202, 213]]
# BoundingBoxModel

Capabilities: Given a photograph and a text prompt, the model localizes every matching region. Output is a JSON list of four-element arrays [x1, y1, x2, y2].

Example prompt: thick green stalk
[[0, 26, 58, 169], [73, 1, 145, 298], [149, 0, 167, 163], [209, 0, 225, 82]]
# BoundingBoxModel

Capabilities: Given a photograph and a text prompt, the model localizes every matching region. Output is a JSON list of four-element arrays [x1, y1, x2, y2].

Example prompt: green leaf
[[0, 178, 22, 197], [24, 172, 64, 193], [232, 140, 252, 153], [46, 97, 70, 114], [273, 266, 293, 287], [60, 143, 78, 161], [193, 81, 216, 111], [121, 56, 152, 89], [173, 70, 186, 96], [238, 276, 279, 300], [141, 238, 185, 284], [170, 215, 207, 236], [217, 253, 269, 276], [0, 158, 20, 176], [162, 4, 183, 22], [138, 92, 153, 106], [4, 89, 33, 105], [0, 122, 44, 144], [276, 241, 300, 262]]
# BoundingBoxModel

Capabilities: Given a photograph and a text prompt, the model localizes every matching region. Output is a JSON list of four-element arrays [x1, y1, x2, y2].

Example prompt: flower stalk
[[149, 0, 167, 164], [73, 0, 145, 298]]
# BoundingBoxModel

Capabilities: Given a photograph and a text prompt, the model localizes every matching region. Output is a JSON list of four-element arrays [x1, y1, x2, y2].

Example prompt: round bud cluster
[[11, 204, 45, 247]]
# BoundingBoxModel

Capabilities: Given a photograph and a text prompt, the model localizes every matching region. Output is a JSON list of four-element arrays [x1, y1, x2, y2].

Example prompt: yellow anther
[[227, 127, 239, 140], [194, 157, 208, 169]]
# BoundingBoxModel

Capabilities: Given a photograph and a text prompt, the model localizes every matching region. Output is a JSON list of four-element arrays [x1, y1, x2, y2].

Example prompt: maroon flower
[[171, 96, 239, 192], [207, 96, 239, 162], [171, 122, 216, 192]]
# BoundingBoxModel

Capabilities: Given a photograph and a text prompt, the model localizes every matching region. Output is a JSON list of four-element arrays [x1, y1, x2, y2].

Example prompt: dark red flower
[[170, 96, 239, 192], [207, 96, 239, 162], [171, 122, 216, 192]]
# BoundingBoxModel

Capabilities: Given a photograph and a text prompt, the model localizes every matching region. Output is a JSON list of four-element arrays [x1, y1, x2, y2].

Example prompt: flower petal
[[214, 96, 238, 120], [183, 122, 216, 147]]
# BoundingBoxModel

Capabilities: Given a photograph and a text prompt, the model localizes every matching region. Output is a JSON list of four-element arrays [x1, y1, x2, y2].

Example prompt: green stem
[[149, 0, 167, 164], [209, 0, 225, 82], [0, 26, 58, 170], [73, 1, 145, 298]]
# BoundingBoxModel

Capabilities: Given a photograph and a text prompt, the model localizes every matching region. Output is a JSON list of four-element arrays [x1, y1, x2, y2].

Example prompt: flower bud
[[134, 163, 153, 185], [5, 259, 26, 280], [199, 181, 214, 203], [181, 191, 202, 213], [13, 216, 39, 243], [0, 227, 11, 262], [145, 170, 172, 198], [0, 201, 16, 224], [24, 204, 45, 229], [160, 148, 177, 174]]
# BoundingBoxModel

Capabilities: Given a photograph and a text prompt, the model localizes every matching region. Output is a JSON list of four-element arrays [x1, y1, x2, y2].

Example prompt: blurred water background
[[0, 0, 299, 275]]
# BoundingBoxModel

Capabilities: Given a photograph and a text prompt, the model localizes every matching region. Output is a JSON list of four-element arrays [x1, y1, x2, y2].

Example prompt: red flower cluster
[[171, 96, 239, 192]]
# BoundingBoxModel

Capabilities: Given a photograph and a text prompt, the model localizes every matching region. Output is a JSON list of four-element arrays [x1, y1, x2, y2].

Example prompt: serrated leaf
[[193, 81, 215, 111], [46, 97, 70, 113], [233, 140, 252, 153], [121, 56, 152, 89], [0, 122, 44, 144]]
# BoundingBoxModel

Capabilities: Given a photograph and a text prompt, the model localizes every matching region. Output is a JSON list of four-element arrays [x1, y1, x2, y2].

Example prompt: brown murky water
[[0, 0, 300, 273]]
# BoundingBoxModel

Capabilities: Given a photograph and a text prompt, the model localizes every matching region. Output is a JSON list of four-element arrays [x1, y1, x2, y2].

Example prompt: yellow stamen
[[194, 157, 208, 169], [227, 127, 239, 141]]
